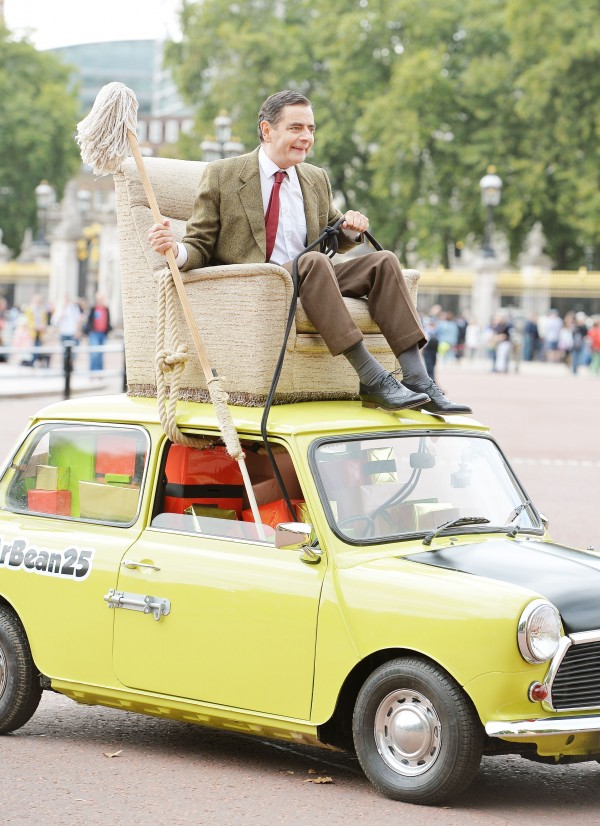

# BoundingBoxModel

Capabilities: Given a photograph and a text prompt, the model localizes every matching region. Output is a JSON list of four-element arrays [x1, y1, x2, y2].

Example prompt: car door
[[0, 421, 150, 687], [112, 498, 326, 720]]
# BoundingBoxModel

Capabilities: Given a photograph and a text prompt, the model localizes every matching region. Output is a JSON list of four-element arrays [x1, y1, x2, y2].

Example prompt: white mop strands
[[76, 82, 138, 175]]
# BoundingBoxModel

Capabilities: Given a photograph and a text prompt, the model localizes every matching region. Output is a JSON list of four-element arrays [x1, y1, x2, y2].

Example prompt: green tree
[[166, 0, 600, 269], [0, 26, 81, 255]]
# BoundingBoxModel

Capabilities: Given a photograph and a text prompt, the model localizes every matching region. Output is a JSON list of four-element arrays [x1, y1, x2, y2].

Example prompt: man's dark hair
[[257, 90, 311, 141]]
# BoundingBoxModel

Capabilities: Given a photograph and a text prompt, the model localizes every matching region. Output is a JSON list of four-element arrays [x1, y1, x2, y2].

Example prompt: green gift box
[[49, 432, 96, 517], [35, 464, 70, 491], [79, 481, 140, 523]]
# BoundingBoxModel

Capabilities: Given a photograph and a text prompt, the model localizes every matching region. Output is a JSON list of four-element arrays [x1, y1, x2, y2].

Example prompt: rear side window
[[4, 423, 149, 526]]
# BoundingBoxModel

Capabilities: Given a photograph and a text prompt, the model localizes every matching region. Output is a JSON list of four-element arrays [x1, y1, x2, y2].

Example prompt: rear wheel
[[0, 606, 42, 734], [353, 657, 483, 805]]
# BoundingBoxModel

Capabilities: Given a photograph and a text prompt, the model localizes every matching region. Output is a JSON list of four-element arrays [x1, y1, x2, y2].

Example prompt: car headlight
[[517, 599, 562, 664]]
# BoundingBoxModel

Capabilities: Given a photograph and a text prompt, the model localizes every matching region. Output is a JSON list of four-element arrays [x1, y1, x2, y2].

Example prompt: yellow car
[[0, 394, 598, 805]]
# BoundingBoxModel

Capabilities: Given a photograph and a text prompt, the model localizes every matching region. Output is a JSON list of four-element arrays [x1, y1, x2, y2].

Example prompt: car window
[[150, 439, 309, 544], [4, 423, 149, 526], [312, 433, 539, 543]]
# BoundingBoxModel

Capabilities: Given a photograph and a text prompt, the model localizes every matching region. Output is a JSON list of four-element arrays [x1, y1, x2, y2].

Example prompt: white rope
[[156, 269, 208, 449], [76, 82, 138, 175]]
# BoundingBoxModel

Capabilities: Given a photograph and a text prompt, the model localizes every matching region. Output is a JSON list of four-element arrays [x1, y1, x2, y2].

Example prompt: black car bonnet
[[407, 539, 600, 634]]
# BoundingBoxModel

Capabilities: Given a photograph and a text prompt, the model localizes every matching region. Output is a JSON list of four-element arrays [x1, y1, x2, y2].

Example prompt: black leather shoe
[[403, 379, 472, 414], [360, 373, 430, 411]]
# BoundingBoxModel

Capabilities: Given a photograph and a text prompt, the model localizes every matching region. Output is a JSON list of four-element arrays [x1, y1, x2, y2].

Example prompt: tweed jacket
[[181, 147, 356, 270]]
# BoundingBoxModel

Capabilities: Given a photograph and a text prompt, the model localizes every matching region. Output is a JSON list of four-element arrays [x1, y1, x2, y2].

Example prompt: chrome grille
[[552, 640, 600, 710]]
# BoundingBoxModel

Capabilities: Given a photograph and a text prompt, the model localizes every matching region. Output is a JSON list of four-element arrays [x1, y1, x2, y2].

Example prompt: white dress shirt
[[258, 147, 307, 265]]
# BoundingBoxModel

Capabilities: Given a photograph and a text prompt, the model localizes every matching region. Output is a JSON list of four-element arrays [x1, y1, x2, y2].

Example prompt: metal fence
[[0, 342, 127, 400]]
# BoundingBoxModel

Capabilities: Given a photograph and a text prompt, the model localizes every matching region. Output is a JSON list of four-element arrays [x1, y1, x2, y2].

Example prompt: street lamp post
[[200, 112, 244, 161], [35, 179, 56, 244], [479, 166, 503, 258]]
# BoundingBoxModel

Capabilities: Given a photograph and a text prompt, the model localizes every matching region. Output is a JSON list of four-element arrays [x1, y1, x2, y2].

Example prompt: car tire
[[353, 657, 483, 805], [0, 606, 42, 734]]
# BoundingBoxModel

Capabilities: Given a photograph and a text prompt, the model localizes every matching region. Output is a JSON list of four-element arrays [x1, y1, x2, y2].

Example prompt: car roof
[[31, 394, 489, 438]]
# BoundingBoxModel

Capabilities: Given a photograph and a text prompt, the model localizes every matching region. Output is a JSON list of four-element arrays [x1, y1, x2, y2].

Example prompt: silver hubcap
[[374, 689, 442, 776], [0, 645, 6, 700]]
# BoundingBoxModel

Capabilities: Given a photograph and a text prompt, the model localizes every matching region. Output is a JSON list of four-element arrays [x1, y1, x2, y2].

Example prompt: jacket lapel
[[238, 149, 266, 255], [296, 165, 320, 245]]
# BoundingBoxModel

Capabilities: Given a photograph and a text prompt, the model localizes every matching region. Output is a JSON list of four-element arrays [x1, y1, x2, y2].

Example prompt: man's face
[[260, 104, 315, 169]]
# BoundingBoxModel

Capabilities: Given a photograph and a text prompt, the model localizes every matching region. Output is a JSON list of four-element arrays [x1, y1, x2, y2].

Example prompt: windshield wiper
[[422, 516, 490, 546], [504, 500, 535, 537], [505, 499, 533, 526]]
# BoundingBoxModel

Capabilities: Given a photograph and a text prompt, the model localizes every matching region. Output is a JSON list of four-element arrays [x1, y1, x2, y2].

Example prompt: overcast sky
[[4, 0, 180, 50]]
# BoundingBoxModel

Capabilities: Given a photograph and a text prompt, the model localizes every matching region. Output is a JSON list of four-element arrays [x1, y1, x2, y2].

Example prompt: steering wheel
[[337, 514, 377, 539]]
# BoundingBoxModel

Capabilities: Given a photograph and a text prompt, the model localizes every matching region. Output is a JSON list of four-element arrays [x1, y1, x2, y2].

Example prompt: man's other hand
[[342, 210, 369, 233], [148, 219, 177, 256]]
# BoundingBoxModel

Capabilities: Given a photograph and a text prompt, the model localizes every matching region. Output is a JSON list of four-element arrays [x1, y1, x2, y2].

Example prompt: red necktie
[[265, 170, 286, 262]]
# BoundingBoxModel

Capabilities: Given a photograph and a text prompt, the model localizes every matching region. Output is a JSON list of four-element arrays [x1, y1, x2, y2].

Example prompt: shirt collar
[[258, 146, 299, 186]]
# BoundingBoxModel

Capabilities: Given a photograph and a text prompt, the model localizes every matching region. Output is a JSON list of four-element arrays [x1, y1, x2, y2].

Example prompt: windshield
[[312, 433, 539, 543]]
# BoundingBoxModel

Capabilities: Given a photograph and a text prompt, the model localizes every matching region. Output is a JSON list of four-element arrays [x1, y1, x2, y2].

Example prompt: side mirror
[[539, 512, 549, 531], [275, 522, 313, 550], [275, 522, 321, 564]]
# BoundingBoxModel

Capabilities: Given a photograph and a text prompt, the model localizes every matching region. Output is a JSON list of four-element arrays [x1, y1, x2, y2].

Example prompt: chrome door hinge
[[104, 589, 171, 621]]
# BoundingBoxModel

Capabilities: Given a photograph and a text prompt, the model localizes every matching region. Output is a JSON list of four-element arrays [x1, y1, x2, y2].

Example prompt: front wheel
[[353, 657, 483, 805], [0, 606, 42, 734]]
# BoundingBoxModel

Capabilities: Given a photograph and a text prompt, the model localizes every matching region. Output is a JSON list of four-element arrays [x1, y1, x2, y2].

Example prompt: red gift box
[[96, 433, 138, 477], [165, 444, 243, 486], [242, 498, 305, 530], [28, 489, 71, 516]]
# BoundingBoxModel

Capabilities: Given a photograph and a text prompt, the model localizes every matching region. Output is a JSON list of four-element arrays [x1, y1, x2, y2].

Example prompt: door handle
[[121, 559, 161, 572]]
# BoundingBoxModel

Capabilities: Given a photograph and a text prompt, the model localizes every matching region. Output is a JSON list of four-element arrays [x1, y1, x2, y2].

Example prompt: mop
[[76, 82, 265, 539]]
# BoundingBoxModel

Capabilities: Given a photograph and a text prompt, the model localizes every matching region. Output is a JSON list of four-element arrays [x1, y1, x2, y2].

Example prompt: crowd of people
[[421, 304, 600, 379], [0, 292, 112, 372]]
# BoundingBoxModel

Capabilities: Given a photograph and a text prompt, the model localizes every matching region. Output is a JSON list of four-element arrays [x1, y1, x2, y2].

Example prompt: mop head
[[76, 82, 138, 176]]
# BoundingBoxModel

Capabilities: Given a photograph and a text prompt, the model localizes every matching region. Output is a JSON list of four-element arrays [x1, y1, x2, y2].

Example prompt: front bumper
[[486, 715, 600, 739]]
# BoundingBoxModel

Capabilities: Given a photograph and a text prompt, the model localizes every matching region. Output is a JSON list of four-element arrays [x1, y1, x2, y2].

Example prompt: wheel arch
[[317, 647, 482, 751]]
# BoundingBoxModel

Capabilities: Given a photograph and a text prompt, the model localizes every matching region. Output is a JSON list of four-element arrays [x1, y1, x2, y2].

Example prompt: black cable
[[259, 216, 346, 519]]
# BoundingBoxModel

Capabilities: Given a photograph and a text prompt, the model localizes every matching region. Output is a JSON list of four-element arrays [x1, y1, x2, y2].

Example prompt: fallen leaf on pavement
[[304, 776, 333, 784], [103, 749, 123, 758]]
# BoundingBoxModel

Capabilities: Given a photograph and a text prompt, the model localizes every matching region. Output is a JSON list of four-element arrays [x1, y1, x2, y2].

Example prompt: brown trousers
[[285, 250, 426, 357]]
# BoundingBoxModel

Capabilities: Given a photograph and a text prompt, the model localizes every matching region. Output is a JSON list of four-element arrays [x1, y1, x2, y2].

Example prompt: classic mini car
[[1, 394, 600, 806]]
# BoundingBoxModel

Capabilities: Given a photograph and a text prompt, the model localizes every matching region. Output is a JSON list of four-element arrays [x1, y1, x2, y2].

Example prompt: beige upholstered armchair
[[113, 156, 419, 406]]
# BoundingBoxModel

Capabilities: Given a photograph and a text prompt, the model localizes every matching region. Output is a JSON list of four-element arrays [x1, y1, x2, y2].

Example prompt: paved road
[[1, 360, 599, 823]]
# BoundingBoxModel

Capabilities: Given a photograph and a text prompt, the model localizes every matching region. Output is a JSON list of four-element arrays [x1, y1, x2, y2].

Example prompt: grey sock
[[397, 344, 431, 388], [343, 341, 387, 386]]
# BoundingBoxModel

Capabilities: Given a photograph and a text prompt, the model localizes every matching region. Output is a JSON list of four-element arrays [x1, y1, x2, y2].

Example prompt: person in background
[[491, 311, 513, 373], [464, 315, 480, 359], [543, 309, 563, 362], [523, 314, 541, 362], [454, 313, 468, 361], [24, 293, 50, 367], [587, 319, 600, 376], [52, 295, 83, 347], [85, 292, 111, 372], [571, 312, 589, 375]]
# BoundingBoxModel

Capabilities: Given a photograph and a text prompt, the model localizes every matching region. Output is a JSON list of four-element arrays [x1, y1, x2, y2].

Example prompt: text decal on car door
[[0, 537, 94, 580]]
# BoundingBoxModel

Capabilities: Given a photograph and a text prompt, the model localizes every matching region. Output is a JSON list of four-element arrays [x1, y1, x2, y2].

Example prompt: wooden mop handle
[[126, 130, 214, 382]]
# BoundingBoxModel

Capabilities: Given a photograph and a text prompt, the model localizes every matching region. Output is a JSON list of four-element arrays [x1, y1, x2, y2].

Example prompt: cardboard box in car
[[79, 481, 140, 522]]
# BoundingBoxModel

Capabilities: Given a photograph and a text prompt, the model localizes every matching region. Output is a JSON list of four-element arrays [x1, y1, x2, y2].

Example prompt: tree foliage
[[166, 0, 600, 269], [0, 26, 81, 254]]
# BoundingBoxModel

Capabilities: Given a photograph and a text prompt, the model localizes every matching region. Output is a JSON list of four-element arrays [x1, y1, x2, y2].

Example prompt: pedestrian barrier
[[0, 342, 127, 399]]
